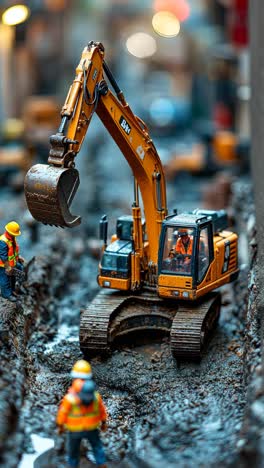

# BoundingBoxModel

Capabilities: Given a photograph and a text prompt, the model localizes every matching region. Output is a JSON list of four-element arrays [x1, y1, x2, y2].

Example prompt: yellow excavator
[[24, 42, 239, 359]]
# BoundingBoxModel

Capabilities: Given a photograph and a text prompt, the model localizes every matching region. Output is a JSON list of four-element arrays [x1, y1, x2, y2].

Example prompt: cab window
[[197, 227, 210, 282], [161, 226, 194, 276]]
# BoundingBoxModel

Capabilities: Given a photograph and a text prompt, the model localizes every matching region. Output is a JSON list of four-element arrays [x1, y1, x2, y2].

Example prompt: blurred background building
[[0, 0, 250, 194]]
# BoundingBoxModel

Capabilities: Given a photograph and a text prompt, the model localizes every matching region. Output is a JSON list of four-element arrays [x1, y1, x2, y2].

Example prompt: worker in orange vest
[[0, 221, 24, 302], [57, 360, 108, 468], [175, 229, 193, 270]]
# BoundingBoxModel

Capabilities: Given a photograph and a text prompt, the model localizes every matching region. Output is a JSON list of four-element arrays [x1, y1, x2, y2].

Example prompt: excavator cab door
[[24, 163, 81, 227]]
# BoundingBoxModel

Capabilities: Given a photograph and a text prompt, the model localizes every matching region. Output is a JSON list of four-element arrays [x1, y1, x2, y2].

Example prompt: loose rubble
[[0, 175, 262, 468]]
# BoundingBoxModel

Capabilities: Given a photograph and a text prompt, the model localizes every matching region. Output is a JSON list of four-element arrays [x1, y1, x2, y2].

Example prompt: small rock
[[236, 439, 246, 449]]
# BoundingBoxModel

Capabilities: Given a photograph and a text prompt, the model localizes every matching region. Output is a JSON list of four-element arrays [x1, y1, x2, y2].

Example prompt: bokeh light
[[126, 32, 157, 58], [2, 5, 30, 26], [152, 11, 180, 38], [149, 98, 176, 127], [153, 0, 190, 22]]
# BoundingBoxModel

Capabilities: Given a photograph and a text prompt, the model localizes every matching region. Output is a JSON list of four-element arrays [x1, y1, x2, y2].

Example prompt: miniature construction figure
[[57, 360, 108, 468], [175, 229, 193, 255], [174, 229, 193, 269], [0, 221, 24, 302]]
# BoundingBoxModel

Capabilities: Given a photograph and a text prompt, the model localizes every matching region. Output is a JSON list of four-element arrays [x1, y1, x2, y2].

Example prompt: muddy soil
[[0, 152, 258, 468], [22, 261, 248, 468]]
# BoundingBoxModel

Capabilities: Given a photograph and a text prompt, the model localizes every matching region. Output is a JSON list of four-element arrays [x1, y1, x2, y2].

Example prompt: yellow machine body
[[24, 41, 239, 309]]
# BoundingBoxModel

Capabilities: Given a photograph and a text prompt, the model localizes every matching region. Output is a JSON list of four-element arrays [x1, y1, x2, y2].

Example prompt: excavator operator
[[174, 229, 193, 271]]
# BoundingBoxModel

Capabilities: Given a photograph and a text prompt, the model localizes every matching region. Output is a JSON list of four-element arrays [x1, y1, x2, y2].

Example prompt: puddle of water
[[45, 322, 79, 352], [18, 434, 54, 468]]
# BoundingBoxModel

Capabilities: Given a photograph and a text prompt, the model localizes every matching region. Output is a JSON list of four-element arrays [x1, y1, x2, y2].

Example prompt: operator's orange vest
[[62, 392, 101, 432], [0, 233, 19, 268], [175, 237, 193, 255]]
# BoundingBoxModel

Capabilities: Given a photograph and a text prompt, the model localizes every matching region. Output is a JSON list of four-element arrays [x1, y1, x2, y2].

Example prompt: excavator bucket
[[24, 164, 81, 227]]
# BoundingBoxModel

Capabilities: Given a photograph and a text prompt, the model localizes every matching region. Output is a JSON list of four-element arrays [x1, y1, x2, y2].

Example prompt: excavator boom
[[24, 41, 167, 263]]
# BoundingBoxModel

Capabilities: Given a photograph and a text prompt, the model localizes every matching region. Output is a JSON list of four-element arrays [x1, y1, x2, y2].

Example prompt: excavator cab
[[158, 210, 238, 301]]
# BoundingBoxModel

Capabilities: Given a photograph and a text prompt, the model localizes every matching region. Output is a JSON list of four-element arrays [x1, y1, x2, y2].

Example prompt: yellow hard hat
[[5, 221, 21, 236], [70, 360, 92, 379]]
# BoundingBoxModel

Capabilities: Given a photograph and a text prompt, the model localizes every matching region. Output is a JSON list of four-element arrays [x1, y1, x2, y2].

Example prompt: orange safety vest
[[57, 391, 107, 432], [175, 237, 193, 256], [0, 233, 19, 268]]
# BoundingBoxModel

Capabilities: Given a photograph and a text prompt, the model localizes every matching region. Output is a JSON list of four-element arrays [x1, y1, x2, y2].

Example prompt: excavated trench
[[0, 173, 260, 468], [9, 241, 248, 468]]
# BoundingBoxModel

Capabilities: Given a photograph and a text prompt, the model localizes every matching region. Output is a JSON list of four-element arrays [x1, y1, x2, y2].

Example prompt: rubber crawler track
[[80, 289, 221, 359], [170, 292, 221, 359]]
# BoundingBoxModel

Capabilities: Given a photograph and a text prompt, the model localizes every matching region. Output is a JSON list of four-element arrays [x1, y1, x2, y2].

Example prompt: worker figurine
[[57, 360, 108, 468], [175, 229, 193, 270], [0, 221, 24, 302]]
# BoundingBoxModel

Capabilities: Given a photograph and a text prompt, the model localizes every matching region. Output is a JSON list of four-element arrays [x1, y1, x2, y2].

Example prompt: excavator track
[[80, 290, 128, 355], [80, 289, 176, 355], [80, 289, 221, 360], [170, 292, 221, 359]]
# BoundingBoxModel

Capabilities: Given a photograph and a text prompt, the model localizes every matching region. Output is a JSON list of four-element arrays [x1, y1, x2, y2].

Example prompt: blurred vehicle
[[162, 126, 250, 179]]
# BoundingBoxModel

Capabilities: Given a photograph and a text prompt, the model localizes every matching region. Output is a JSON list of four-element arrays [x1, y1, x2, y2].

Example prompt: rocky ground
[[0, 167, 261, 468]]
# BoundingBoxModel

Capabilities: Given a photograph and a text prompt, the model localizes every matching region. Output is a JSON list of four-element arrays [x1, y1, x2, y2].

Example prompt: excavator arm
[[25, 41, 167, 263]]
